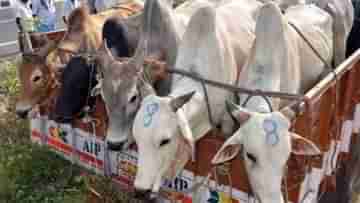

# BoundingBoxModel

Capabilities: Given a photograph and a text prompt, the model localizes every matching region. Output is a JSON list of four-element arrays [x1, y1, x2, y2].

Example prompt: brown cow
[[15, 3, 143, 118]]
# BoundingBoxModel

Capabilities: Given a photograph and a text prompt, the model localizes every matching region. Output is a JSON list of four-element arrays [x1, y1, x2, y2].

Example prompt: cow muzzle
[[133, 189, 153, 200], [15, 103, 32, 119], [105, 128, 130, 151], [106, 140, 126, 151]]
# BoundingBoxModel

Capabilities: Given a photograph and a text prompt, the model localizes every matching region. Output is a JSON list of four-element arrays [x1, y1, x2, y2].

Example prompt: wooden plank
[[305, 49, 360, 100]]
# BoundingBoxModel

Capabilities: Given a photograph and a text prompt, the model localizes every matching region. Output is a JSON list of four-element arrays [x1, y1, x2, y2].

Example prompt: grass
[[0, 57, 139, 203], [0, 57, 86, 203]]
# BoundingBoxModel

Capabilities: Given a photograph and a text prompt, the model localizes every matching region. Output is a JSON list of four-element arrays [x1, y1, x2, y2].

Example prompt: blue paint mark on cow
[[144, 102, 160, 127], [263, 119, 279, 146]]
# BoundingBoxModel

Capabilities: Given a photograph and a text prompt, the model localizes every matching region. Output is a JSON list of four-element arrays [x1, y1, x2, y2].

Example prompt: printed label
[[46, 121, 74, 156], [113, 150, 138, 185], [29, 118, 300, 203], [74, 129, 105, 172]]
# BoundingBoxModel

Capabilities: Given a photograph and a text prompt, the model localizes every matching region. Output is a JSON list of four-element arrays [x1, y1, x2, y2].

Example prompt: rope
[[165, 68, 305, 101], [241, 94, 274, 112], [288, 21, 333, 70], [199, 75, 216, 128]]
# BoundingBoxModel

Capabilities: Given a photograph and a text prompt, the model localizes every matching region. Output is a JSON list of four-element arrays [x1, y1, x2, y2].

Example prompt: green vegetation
[[0, 57, 85, 203]]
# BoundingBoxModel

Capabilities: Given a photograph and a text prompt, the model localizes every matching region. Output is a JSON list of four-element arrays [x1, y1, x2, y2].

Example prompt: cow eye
[[159, 139, 170, 147], [246, 152, 257, 163], [33, 76, 41, 83], [129, 95, 138, 103]]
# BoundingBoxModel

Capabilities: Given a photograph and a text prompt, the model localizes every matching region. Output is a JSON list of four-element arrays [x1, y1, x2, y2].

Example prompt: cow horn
[[170, 91, 196, 112], [226, 100, 251, 126], [95, 41, 115, 72], [130, 39, 146, 72], [130, 0, 156, 72], [138, 78, 155, 98], [103, 40, 115, 60]]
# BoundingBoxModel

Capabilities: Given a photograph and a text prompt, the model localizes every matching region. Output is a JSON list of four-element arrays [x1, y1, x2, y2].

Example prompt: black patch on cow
[[102, 16, 132, 57], [346, 0, 360, 57], [52, 56, 97, 123]]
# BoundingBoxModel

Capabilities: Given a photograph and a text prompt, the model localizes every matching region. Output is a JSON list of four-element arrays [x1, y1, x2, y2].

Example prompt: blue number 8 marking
[[263, 119, 279, 146], [144, 103, 160, 127]]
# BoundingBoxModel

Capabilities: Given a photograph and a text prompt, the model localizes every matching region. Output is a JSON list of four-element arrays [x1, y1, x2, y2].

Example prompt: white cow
[[306, 0, 354, 66], [263, 0, 306, 10], [132, 0, 261, 195], [211, 2, 347, 203], [97, 0, 219, 150]]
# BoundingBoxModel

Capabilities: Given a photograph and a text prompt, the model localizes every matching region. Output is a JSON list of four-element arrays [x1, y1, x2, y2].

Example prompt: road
[[0, 0, 66, 58]]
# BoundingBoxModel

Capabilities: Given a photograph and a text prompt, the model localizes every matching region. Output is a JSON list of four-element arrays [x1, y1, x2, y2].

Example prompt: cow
[[346, 0, 360, 57], [52, 56, 98, 123], [131, 0, 262, 197], [211, 2, 352, 203], [102, 15, 141, 58], [15, 4, 142, 119], [94, 0, 219, 150], [306, 0, 354, 66], [15, 37, 59, 118], [53, 12, 143, 123]]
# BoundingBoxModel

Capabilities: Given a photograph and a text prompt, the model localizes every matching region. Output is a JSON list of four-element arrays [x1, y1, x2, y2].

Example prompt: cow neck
[[169, 78, 212, 141]]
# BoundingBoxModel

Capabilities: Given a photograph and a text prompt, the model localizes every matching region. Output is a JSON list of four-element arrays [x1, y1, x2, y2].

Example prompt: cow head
[[212, 101, 320, 203], [57, 6, 104, 66], [95, 0, 176, 151], [132, 91, 195, 196], [16, 37, 58, 118], [94, 41, 167, 151]]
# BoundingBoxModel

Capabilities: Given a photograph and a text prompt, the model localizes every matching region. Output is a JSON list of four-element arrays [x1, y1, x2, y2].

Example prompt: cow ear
[[170, 91, 196, 112], [212, 134, 243, 165], [138, 79, 156, 98], [226, 100, 251, 126], [176, 108, 195, 161], [290, 133, 321, 155], [130, 40, 146, 73]]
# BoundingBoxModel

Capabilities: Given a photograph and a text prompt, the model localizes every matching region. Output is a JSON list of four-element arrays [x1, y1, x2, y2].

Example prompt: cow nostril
[[134, 189, 152, 199], [106, 141, 125, 151], [16, 109, 29, 119]]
